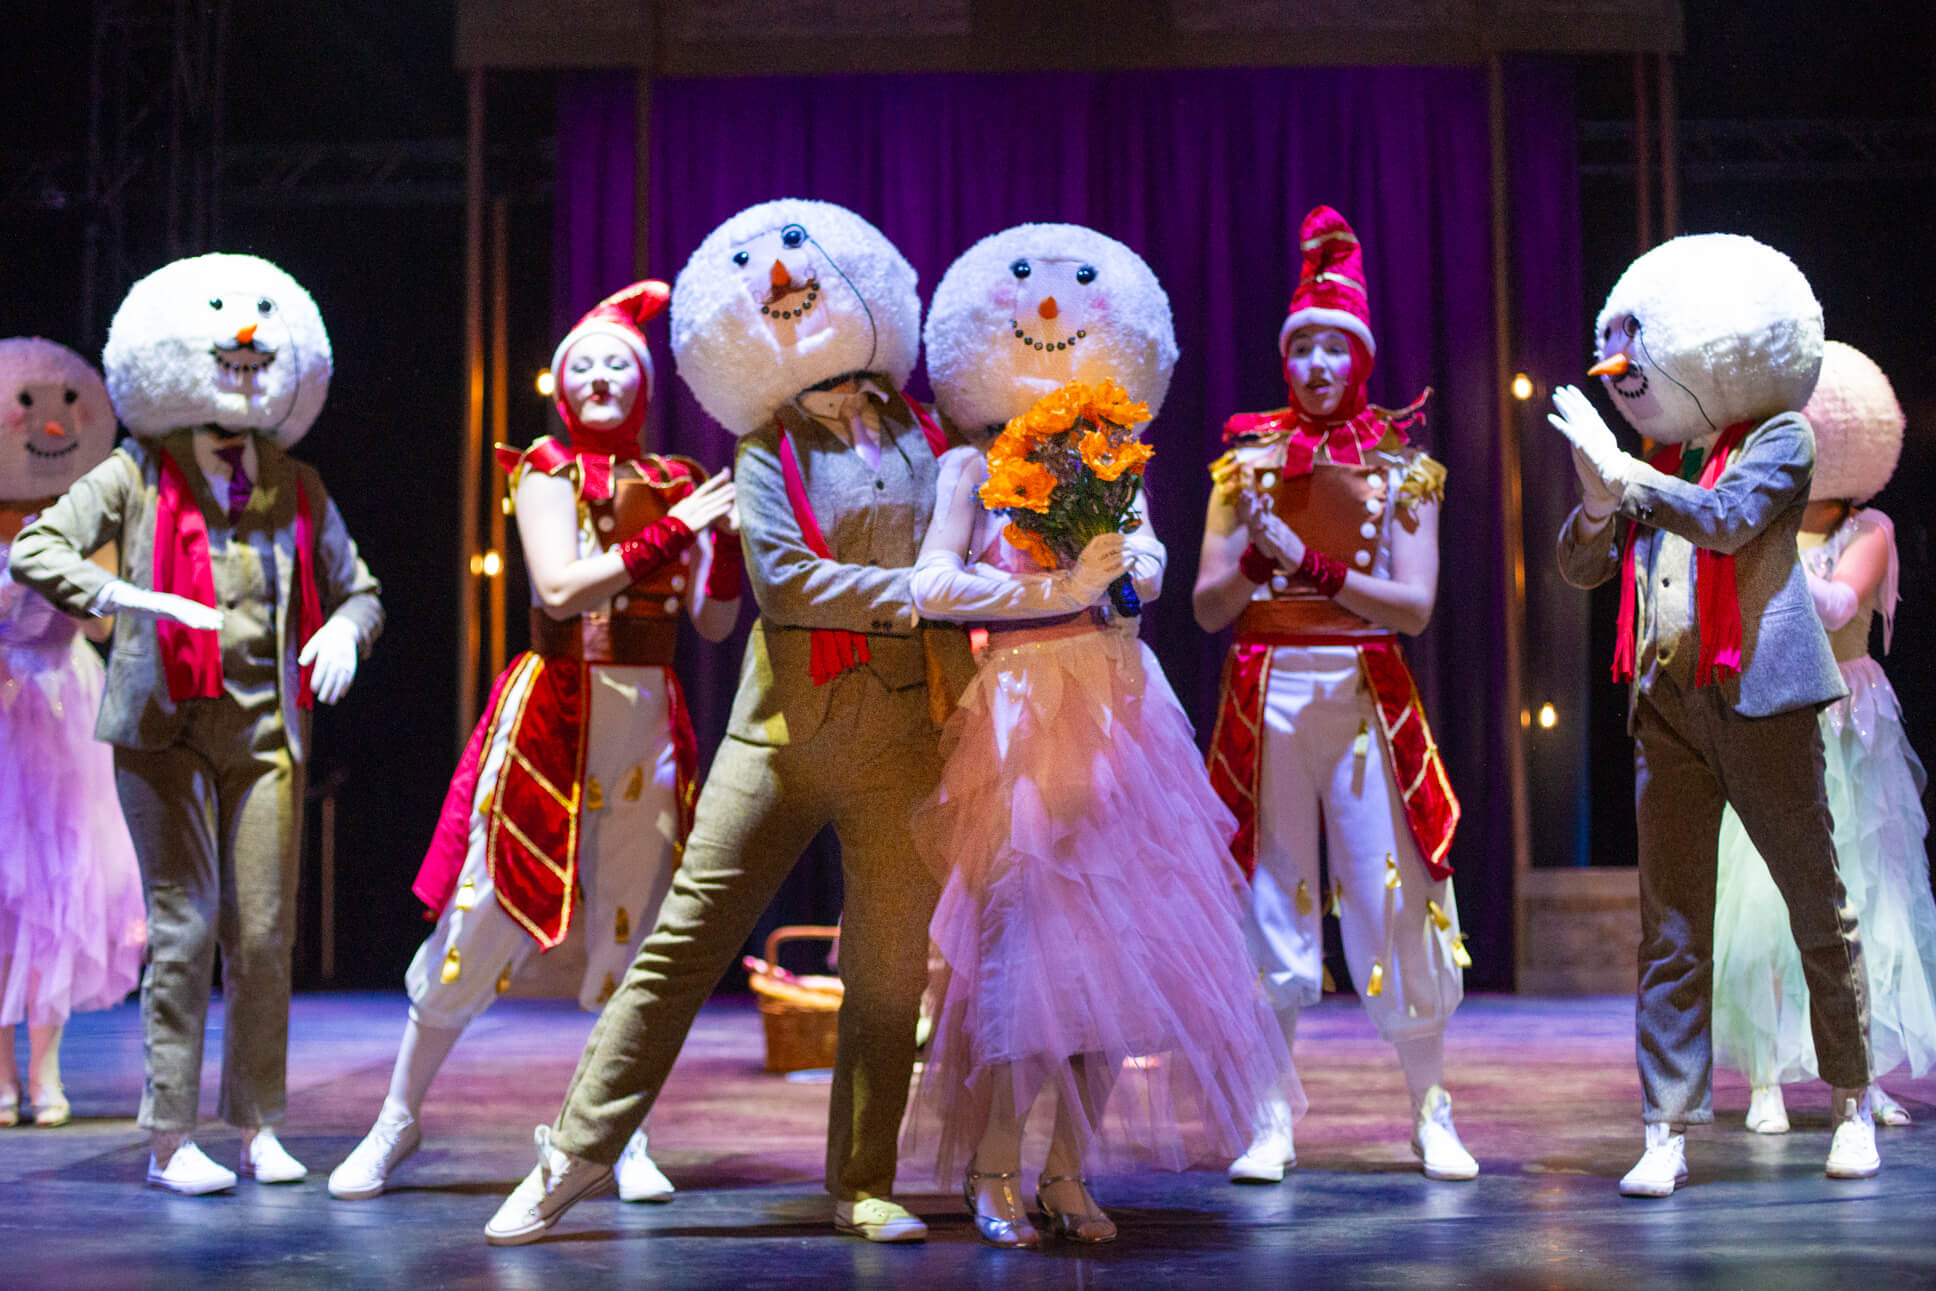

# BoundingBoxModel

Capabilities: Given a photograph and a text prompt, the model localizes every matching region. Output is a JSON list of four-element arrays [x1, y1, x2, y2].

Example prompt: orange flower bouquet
[[976, 377, 1154, 615]]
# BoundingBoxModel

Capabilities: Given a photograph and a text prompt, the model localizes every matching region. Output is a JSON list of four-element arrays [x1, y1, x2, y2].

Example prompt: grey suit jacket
[[9, 433, 383, 764], [726, 389, 973, 746], [1557, 410, 1844, 730]]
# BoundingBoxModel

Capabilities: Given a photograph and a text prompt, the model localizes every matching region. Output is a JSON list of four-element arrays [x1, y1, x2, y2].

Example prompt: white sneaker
[[614, 1126, 674, 1203], [1825, 1088, 1880, 1179], [1745, 1085, 1790, 1134], [1410, 1085, 1478, 1181], [329, 1113, 423, 1199], [1869, 1084, 1911, 1127], [240, 1127, 308, 1184], [1227, 1103, 1296, 1185], [832, 1197, 928, 1243], [147, 1140, 239, 1195], [483, 1125, 612, 1246], [1618, 1123, 1687, 1198]]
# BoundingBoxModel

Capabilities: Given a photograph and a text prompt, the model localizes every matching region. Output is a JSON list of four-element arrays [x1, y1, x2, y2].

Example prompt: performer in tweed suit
[[486, 200, 972, 1247]]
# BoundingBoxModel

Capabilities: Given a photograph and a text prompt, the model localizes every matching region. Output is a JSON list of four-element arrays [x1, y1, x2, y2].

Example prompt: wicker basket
[[745, 925, 843, 1074]]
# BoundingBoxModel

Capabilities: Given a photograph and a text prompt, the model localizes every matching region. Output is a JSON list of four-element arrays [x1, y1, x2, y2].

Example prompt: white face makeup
[[730, 221, 838, 350], [560, 334, 643, 430], [1284, 325, 1357, 418]]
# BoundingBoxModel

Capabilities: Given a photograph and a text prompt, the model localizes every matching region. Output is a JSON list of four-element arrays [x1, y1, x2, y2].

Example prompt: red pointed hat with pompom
[[550, 279, 671, 455], [1278, 205, 1376, 359]]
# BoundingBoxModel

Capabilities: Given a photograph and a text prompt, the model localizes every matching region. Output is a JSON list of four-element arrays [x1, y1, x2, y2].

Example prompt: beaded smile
[[761, 280, 820, 321], [1009, 320, 1086, 352]]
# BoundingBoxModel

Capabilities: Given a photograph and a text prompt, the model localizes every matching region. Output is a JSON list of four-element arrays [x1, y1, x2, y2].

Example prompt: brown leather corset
[[530, 458, 699, 667], [1235, 460, 1388, 639]]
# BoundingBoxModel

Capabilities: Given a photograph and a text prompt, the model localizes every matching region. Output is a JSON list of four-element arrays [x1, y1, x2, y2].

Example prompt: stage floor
[[9, 993, 1936, 1289]]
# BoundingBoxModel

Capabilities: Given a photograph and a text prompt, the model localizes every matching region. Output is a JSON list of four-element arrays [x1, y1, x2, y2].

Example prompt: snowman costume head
[[1802, 340, 1904, 504], [104, 252, 333, 449], [923, 222, 1177, 437], [1590, 233, 1823, 446], [671, 199, 920, 437], [0, 338, 117, 501]]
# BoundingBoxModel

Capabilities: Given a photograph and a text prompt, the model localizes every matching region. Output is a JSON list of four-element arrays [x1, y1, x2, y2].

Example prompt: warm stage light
[[1511, 372, 1534, 401], [535, 369, 555, 397], [481, 550, 503, 578], [1538, 702, 1557, 729]]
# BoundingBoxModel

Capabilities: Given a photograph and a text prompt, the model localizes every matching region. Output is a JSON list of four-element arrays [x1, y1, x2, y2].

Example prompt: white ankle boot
[[614, 1126, 674, 1203], [1825, 1088, 1880, 1179], [1619, 1122, 1687, 1198], [1410, 1086, 1478, 1180], [1228, 1094, 1296, 1184], [328, 1110, 423, 1199], [1745, 1085, 1789, 1134]]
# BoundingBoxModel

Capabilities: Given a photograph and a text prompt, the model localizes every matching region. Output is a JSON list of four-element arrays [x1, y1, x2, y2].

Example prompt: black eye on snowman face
[[16, 391, 30, 408], [780, 224, 807, 249], [1624, 316, 1640, 338], [1009, 260, 1031, 280], [64, 389, 78, 404], [257, 298, 275, 316], [209, 298, 223, 311], [1075, 265, 1097, 285], [732, 250, 750, 267]]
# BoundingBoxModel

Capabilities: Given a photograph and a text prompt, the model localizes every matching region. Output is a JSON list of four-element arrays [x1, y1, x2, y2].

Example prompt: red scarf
[[1613, 420, 1753, 687], [153, 443, 326, 707], [777, 395, 948, 687]]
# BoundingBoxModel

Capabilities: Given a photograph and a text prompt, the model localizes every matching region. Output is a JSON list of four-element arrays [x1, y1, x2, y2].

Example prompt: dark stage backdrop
[[550, 62, 1588, 990]]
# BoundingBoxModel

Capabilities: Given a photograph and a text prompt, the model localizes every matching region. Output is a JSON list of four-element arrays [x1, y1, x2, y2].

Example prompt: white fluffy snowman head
[[103, 252, 332, 449], [924, 223, 1178, 437], [671, 200, 920, 437], [1591, 233, 1822, 445], [1805, 340, 1905, 504], [0, 338, 118, 501]]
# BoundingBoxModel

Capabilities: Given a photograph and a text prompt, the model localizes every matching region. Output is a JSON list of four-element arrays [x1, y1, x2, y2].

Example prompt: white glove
[[298, 615, 362, 704], [909, 549, 1093, 621], [1571, 444, 1624, 525], [1068, 532, 1128, 606], [1549, 385, 1638, 492], [1805, 570, 1859, 632], [1122, 525, 1166, 605], [90, 579, 225, 632]]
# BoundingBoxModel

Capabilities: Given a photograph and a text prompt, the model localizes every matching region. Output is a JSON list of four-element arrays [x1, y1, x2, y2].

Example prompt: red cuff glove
[[1297, 547, 1349, 599], [615, 517, 696, 583], [705, 528, 744, 601], [1238, 543, 1278, 585]]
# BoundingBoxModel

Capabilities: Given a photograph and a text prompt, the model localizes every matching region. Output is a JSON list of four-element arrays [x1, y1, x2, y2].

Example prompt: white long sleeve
[[909, 548, 1097, 622], [1806, 569, 1859, 631]]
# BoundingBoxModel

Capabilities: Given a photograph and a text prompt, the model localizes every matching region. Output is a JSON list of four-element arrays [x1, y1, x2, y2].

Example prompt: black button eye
[[1623, 316, 1640, 337], [732, 250, 749, 267], [257, 298, 274, 315], [64, 389, 78, 404], [1075, 265, 1097, 285], [16, 391, 30, 408], [1009, 260, 1031, 280], [780, 224, 806, 249], [208, 298, 223, 310]]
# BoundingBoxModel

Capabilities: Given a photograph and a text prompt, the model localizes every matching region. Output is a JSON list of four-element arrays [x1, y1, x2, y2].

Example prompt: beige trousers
[[552, 668, 943, 1202]]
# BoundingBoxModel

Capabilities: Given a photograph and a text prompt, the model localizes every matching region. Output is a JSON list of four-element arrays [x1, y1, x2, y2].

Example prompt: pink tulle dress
[[904, 535, 1297, 1181], [0, 535, 145, 1027]]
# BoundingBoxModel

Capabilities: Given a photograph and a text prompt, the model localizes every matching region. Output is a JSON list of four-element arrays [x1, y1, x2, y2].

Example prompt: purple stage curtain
[[554, 62, 1584, 989]]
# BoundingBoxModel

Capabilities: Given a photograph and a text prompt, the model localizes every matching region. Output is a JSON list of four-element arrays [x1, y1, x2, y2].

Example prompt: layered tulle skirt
[[1714, 657, 1936, 1084], [0, 633, 146, 1026], [903, 624, 1296, 1181]]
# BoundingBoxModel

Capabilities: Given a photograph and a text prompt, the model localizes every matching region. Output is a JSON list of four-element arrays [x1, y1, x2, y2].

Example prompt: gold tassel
[[615, 907, 630, 944], [1451, 934, 1473, 970], [596, 972, 617, 1005], [495, 965, 513, 995], [1326, 880, 1344, 916], [1322, 965, 1338, 993], [1352, 719, 1371, 763], [584, 776, 605, 811], [440, 948, 461, 984], [1366, 959, 1385, 996], [1295, 878, 1313, 917], [1427, 899, 1452, 932], [1384, 853, 1400, 890], [455, 878, 477, 911], [622, 766, 644, 802]]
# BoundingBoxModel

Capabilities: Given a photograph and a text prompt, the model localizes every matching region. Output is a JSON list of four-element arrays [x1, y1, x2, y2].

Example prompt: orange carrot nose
[[1588, 352, 1630, 378], [1037, 295, 1059, 321], [43, 421, 67, 437], [235, 323, 258, 345], [770, 259, 792, 289]]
